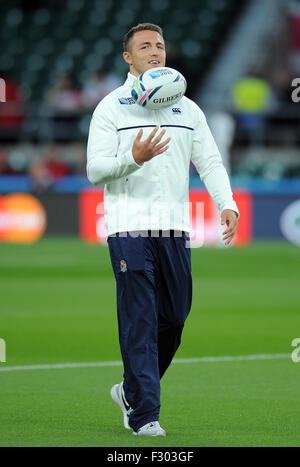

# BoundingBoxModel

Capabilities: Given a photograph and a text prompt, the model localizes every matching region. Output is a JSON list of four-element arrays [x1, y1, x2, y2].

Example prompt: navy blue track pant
[[108, 231, 192, 431]]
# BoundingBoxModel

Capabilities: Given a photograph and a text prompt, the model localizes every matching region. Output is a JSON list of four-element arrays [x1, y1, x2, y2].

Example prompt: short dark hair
[[123, 23, 163, 52]]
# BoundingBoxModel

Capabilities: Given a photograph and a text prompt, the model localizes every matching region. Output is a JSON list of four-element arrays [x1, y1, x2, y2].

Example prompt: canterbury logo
[[172, 108, 181, 114]]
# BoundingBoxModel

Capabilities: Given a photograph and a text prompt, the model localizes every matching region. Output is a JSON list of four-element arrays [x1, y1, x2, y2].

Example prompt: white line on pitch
[[0, 353, 290, 372]]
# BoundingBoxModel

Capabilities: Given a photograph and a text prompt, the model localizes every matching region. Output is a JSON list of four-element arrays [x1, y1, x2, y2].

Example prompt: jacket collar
[[124, 72, 138, 87]]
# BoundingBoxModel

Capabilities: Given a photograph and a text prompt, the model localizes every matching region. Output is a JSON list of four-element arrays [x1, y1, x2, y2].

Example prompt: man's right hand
[[132, 126, 171, 166]]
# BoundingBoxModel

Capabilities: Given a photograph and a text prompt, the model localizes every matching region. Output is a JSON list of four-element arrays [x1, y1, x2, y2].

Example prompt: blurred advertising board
[[79, 189, 252, 246], [254, 195, 300, 245], [0, 193, 46, 243], [0, 193, 80, 242]]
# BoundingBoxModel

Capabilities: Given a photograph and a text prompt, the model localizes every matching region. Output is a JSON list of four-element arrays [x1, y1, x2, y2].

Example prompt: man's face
[[123, 30, 166, 77]]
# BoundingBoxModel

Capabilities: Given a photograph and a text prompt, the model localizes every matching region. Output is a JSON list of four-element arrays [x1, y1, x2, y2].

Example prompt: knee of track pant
[[161, 316, 186, 330]]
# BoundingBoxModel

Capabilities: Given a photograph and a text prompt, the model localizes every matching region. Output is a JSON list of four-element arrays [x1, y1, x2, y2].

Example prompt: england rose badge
[[120, 260, 127, 273]]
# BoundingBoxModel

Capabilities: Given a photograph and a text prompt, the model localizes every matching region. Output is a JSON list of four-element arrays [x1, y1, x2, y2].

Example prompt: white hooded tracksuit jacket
[[87, 72, 239, 236]]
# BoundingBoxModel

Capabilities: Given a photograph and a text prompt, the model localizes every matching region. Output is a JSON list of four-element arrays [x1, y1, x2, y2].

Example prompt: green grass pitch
[[0, 238, 300, 447]]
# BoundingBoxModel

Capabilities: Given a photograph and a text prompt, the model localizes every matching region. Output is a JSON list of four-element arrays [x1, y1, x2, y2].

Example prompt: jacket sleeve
[[191, 106, 239, 217], [86, 99, 142, 185]]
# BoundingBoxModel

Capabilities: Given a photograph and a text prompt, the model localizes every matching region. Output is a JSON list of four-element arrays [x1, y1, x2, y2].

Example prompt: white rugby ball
[[131, 66, 187, 110]]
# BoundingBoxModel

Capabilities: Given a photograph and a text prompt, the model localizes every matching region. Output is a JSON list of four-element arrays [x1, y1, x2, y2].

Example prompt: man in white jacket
[[87, 23, 239, 437]]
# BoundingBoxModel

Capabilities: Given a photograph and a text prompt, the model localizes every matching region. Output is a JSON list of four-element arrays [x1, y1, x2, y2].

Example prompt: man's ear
[[123, 51, 132, 66]]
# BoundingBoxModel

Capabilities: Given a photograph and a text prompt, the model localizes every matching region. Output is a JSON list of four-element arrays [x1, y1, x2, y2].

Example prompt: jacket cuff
[[221, 203, 240, 219], [125, 150, 144, 169]]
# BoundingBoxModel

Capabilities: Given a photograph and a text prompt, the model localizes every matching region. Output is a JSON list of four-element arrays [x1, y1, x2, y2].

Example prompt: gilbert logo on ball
[[131, 67, 187, 110]]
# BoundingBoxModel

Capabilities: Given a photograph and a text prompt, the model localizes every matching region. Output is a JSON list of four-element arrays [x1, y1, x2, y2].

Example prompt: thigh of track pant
[[156, 233, 193, 378]]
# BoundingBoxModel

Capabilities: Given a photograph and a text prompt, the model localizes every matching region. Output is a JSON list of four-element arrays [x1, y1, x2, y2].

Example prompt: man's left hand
[[221, 209, 238, 246]]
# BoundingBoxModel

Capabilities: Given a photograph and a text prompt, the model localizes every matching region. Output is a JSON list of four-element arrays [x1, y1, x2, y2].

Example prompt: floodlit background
[[0, 0, 300, 447]]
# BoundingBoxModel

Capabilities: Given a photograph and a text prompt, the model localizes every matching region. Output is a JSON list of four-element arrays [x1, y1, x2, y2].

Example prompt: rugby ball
[[131, 67, 187, 110]]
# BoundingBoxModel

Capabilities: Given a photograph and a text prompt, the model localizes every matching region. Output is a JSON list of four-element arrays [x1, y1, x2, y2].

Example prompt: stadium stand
[[0, 0, 299, 185], [0, 0, 247, 142]]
